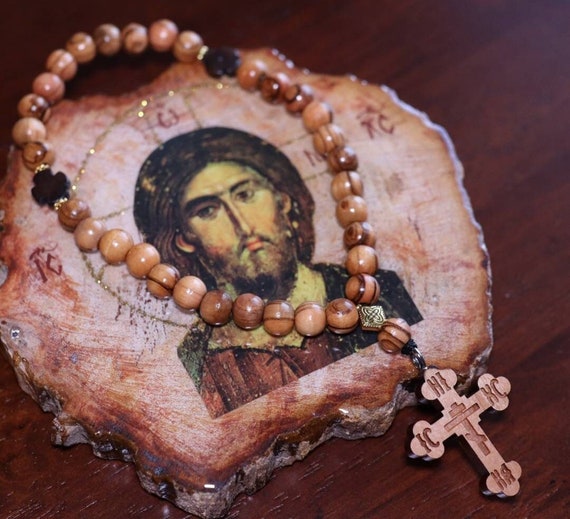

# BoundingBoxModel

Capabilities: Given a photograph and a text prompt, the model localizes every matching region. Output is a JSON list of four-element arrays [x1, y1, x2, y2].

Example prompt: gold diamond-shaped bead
[[357, 304, 386, 331]]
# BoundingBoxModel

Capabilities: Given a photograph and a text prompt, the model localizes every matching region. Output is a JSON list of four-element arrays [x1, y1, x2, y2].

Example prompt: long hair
[[133, 127, 315, 289]]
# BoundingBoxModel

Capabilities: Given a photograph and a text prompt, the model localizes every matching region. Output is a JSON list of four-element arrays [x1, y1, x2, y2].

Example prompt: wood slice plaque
[[0, 49, 491, 518]]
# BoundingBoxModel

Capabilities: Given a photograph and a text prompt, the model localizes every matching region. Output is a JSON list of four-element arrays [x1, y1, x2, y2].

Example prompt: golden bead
[[345, 274, 380, 304], [346, 245, 378, 275], [173, 30, 203, 63], [46, 49, 78, 81], [173, 276, 207, 310], [336, 195, 368, 228], [200, 290, 233, 326], [378, 318, 412, 353], [99, 228, 134, 264], [147, 263, 180, 299], [125, 243, 160, 279], [233, 293, 265, 330], [57, 198, 91, 231], [302, 100, 333, 132], [66, 32, 97, 64], [121, 23, 148, 54], [12, 117, 47, 147], [149, 19, 178, 52], [294, 301, 326, 337], [343, 221, 377, 249], [74, 217, 107, 251], [263, 300, 295, 336], [93, 24, 122, 56], [325, 298, 359, 334]]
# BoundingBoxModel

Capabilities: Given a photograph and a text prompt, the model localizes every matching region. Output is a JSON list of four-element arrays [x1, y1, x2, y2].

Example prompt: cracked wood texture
[[0, 1, 568, 518]]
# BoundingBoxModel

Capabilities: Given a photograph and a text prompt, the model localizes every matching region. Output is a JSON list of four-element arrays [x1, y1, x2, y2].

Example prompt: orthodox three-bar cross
[[410, 367, 521, 497]]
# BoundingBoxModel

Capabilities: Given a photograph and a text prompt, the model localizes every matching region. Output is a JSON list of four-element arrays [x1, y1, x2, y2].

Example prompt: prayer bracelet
[[11, 19, 412, 351]]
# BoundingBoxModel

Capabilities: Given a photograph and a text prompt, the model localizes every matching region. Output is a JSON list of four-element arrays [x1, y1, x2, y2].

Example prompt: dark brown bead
[[263, 300, 295, 336], [345, 274, 380, 304], [260, 72, 291, 103], [284, 84, 314, 113], [328, 145, 359, 172], [200, 290, 233, 326], [325, 298, 359, 334], [343, 221, 377, 249], [58, 198, 91, 230], [233, 293, 265, 330], [22, 141, 55, 171], [203, 47, 241, 77], [31, 167, 70, 206], [378, 318, 412, 353]]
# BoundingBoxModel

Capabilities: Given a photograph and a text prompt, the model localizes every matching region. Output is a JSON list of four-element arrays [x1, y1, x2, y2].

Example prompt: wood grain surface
[[0, 1, 568, 518]]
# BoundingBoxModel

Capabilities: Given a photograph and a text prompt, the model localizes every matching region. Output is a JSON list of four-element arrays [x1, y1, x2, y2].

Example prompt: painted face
[[178, 161, 297, 298]]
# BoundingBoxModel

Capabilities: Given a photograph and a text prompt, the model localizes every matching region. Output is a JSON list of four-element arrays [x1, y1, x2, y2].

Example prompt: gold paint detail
[[357, 304, 386, 331]]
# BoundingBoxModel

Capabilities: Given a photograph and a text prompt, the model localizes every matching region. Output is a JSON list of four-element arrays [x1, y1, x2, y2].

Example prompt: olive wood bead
[[260, 72, 291, 103], [17, 93, 51, 121], [328, 145, 359, 172], [99, 228, 134, 264], [263, 300, 295, 336], [66, 32, 96, 64], [173, 276, 207, 310], [346, 244, 378, 275], [12, 117, 47, 147], [343, 221, 377, 248], [294, 301, 326, 337], [378, 318, 412, 353], [284, 84, 314, 113], [336, 195, 368, 227], [58, 198, 91, 230], [325, 298, 359, 334], [233, 293, 265, 330], [74, 217, 107, 251], [94, 24, 122, 56], [173, 30, 204, 62], [33, 72, 65, 104], [46, 49, 78, 81], [126, 243, 161, 278], [345, 273, 380, 304], [302, 100, 333, 132], [236, 58, 267, 91], [313, 124, 345, 155], [147, 263, 180, 299], [200, 290, 233, 326], [122, 23, 149, 54], [331, 171, 363, 201], [149, 19, 178, 52], [22, 141, 55, 171]]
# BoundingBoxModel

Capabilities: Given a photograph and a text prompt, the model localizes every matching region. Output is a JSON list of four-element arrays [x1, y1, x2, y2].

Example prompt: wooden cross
[[410, 368, 521, 497]]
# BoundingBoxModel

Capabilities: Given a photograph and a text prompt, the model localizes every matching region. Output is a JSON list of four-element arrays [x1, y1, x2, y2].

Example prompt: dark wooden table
[[1, 1, 568, 517]]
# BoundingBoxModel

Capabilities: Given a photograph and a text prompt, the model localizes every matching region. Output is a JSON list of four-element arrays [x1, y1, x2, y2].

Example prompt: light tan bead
[[345, 274, 380, 304], [32, 72, 65, 104], [346, 244, 378, 275], [343, 221, 377, 248], [263, 300, 295, 336], [66, 32, 97, 64], [200, 290, 233, 326], [331, 171, 363, 201], [236, 58, 267, 91], [12, 117, 47, 147], [302, 100, 333, 132], [74, 217, 107, 251], [122, 23, 148, 54], [284, 84, 315, 113], [17, 93, 51, 121], [173, 30, 204, 62], [313, 124, 345, 155], [378, 318, 412, 353], [22, 141, 55, 170], [325, 298, 359, 334], [328, 145, 359, 172], [149, 19, 178, 52], [125, 243, 160, 278], [233, 293, 265, 330], [260, 72, 291, 103], [173, 275, 207, 310], [46, 49, 78, 81], [336, 195, 368, 227], [294, 301, 326, 337], [57, 198, 91, 230], [93, 23, 122, 56], [147, 263, 180, 299], [99, 228, 134, 264]]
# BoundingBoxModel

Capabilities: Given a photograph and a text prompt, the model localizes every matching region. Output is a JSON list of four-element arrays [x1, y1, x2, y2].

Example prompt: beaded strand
[[11, 19, 413, 353]]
